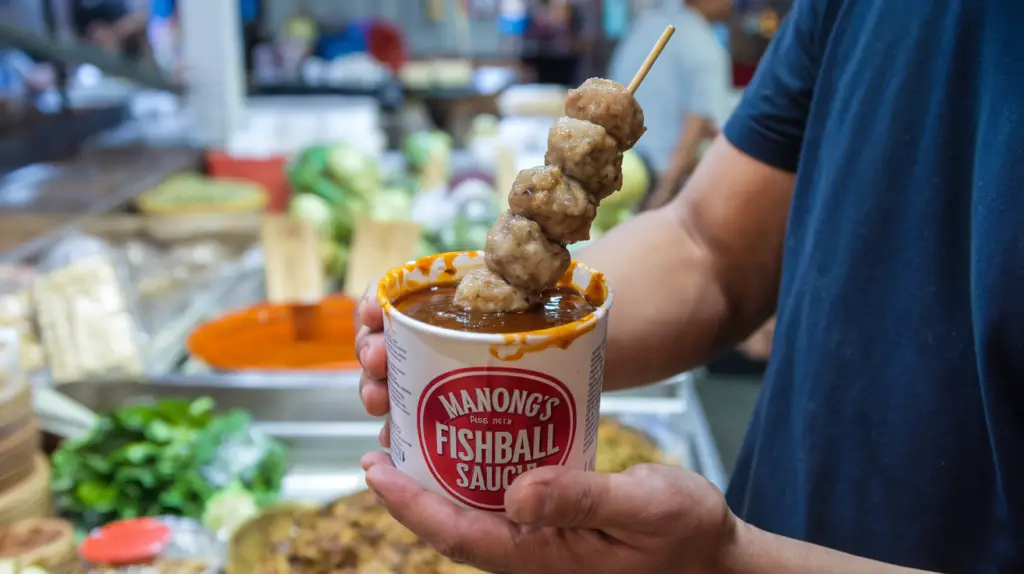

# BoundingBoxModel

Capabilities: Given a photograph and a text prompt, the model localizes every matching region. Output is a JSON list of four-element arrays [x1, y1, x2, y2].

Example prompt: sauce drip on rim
[[394, 283, 596, 334]]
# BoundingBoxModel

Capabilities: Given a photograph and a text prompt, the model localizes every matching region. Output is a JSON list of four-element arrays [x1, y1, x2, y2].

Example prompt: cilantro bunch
[[50, 397, 286, 530]]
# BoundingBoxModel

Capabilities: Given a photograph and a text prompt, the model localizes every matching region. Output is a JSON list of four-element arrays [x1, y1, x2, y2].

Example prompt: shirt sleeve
[[724, 0, 827, 173]]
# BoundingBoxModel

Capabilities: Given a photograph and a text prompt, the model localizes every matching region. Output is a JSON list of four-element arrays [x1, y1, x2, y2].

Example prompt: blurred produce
[[287, 143, 386, 279], [136, 175, 267, 215], [202, 484, 259, 539], [436, 196, 498, 253], [593, 149, 650, 234], [370, 186, 414, 223], [402, 131, 453, 173], [50, 397, 286, 530], [229, 420, 662, 574]]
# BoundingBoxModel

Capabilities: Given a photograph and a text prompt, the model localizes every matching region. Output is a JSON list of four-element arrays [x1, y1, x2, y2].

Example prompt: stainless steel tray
[[56, 372, 726, 504]]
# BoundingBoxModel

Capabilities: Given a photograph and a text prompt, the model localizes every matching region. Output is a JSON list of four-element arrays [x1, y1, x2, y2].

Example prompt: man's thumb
[[505, 466, 624, 529]]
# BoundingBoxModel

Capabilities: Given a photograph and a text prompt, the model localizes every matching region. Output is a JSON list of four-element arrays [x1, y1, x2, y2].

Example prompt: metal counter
[[58, 370, 727, 504]]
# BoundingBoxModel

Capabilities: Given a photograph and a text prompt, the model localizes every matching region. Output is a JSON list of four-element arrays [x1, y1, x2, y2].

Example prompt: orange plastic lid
[[79, 518, 171, 565], [187, 295, 361, 371]]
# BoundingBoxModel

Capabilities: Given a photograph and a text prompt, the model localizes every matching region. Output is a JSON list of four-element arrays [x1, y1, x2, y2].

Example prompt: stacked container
[[0, 330, 49, 525]]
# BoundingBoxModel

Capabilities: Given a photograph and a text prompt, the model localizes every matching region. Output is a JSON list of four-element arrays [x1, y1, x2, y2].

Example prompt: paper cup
[[377, 251, 613, 512]]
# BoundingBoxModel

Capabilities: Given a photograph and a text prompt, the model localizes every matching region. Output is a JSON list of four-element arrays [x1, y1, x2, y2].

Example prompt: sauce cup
[[377, 251, 613, 512]]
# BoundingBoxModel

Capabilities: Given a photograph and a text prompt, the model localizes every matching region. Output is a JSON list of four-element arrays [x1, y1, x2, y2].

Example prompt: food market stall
[[0, 56, 730, 571]]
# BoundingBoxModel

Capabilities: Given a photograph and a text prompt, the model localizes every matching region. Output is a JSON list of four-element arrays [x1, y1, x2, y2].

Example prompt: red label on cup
[[417, 367, 576, 511]]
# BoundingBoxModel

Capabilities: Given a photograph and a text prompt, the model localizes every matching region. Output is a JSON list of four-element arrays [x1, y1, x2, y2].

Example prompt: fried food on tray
[[240, 420, 664, 574]]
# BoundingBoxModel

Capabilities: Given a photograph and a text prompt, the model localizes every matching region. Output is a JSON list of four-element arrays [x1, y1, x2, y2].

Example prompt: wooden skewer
[[627, 25, 676, 94]]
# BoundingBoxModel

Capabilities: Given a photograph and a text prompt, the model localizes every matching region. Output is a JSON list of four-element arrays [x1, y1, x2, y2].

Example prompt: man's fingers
[[356, 332, 387, 380], [378, 418, 391, 448], [366, 464, 525, 572], [360, 373, 390, 417], [506, 466, 617, 529], [358, 283, 385, 332], [361, 450, 391, 471], [507, 465, 680, 536]]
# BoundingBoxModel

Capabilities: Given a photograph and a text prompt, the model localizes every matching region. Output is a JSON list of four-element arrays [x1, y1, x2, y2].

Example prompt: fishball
[[484, 212, 571, 292], [453, 267, 538, 312], [545, 117, 623, 201], [566, 78, 646, 150], [508, 166, 596, 244]]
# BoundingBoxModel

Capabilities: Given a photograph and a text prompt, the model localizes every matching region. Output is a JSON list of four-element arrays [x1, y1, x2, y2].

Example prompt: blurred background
[[0, 0, 789, 567]]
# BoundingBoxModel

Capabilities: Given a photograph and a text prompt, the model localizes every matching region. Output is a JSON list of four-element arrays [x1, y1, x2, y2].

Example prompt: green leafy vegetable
[[202, 482, 260, 537], [402, 130, 453, 172], [289, 194, 338, 237], [51, 397, 286, 530]]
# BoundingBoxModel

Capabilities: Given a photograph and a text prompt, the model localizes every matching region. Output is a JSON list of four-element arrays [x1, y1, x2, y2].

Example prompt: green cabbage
[[325, 143, 380, 201], [289, 194, 337, 237], [605, 149, 650, 210], [372, 187, 414, 221], [403, 131, 453, 171]]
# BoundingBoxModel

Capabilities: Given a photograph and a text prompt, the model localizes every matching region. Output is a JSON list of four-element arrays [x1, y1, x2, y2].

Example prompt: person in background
[[148, 0, 261, 77], [609, 0, 733, 210], [71, 0, 150, 58], [521, 0, 586, 86]]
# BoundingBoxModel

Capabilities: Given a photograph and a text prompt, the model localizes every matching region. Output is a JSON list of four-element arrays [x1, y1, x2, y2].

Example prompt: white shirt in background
[[608, 6, 732, 174]]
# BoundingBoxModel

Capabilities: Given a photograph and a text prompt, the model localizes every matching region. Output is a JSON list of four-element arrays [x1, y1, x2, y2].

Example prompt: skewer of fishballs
[[454, 27, 675, 313]]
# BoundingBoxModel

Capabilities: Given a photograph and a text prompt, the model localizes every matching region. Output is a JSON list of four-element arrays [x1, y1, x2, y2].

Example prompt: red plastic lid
[[79, 517, 171, 566]]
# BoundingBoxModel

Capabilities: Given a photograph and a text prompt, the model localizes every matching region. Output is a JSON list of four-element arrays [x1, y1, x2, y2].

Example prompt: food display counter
[[56, 369, 727, 502]]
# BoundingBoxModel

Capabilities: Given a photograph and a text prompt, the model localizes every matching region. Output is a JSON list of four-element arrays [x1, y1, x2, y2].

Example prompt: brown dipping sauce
[[394, 283, 596, 334]]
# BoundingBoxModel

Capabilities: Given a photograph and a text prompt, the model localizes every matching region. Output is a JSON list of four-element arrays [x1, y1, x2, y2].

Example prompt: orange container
[[205, 151, 291, 212], [187, 296, 361, 371]]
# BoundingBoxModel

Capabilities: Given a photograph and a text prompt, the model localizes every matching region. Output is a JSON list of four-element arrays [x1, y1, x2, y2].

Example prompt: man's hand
[[355, 285, 390, 446], [361, 453, 738, 574]]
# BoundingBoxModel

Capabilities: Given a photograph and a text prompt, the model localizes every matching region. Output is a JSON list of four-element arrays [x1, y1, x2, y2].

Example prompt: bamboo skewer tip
[[627, 25, 676, 94]]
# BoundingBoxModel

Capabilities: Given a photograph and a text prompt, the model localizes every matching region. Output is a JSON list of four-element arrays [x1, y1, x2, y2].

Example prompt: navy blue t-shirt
[[724, 0, 1024, 572]]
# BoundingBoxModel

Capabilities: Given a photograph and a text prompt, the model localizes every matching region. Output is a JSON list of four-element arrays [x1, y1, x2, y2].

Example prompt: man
[[71, 0, 149, 58], [355, 0, 1024, 571], [608, 0, 733, 209], [521, 0, 586, 86]]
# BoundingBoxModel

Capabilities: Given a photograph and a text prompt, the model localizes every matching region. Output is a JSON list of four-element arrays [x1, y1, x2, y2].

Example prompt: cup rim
[[377, 251, 614, 343]]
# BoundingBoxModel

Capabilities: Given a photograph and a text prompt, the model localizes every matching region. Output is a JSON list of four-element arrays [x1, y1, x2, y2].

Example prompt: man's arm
[[579, 135, 793, 391], [725, 522, 938, 574]]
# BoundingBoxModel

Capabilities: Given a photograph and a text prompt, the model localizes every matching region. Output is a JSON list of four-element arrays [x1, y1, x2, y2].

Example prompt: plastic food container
[[205, 151, 290, 213], [0, 518, 79, 573], [187, 296, 360, 371], [377, 251, 613, 512], [79, 517, 221, 573]]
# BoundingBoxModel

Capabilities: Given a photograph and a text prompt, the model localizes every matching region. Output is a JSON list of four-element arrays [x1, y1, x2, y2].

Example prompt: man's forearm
[[724, 522, 940, 574]]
